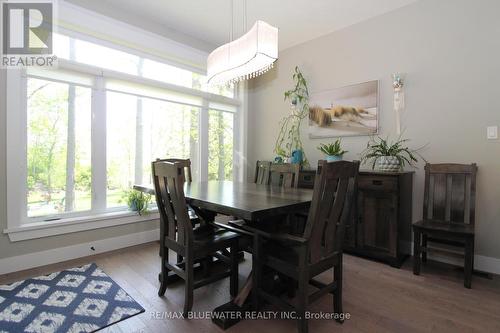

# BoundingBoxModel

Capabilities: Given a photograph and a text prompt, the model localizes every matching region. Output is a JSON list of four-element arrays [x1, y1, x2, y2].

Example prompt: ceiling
[[65, 0, 419, 53]]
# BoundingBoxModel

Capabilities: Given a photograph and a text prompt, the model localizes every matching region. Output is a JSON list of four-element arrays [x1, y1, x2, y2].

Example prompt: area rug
[[0, 263, 145, 333]]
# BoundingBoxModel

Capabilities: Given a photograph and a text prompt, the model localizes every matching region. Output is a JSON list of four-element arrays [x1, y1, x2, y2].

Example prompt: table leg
[[212, 271, 253, 330]]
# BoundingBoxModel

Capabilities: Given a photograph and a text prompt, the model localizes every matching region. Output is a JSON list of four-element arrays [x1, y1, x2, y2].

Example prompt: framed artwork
[[308, 80, 379, 138]]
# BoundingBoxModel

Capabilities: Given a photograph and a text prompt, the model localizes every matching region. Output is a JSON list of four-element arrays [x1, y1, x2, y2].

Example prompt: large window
[[27, 78, 92, 218], [106, 92, 200, 208], [7, 32, 241, 229], [208, 110, 234, 180]]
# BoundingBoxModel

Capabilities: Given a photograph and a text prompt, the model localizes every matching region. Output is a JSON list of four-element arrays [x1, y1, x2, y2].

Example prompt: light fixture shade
[[207, 20, 278, 85]]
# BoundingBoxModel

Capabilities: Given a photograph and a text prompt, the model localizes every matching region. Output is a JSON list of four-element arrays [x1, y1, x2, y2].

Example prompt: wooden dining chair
[[153, 160, 240, 316], [254, 161, 272, 184], [156, 158, 192, 181], [270, 163, 300, 188], [254, 160, 300, 188], [241, 160, 360, 333], [413, 163, 478, 288], [155, 158, 198, 221]]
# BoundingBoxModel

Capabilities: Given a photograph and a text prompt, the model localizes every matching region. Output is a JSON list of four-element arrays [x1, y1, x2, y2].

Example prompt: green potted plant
[[318, 139, 348, 162], [274, 66, 310, 167], [125, 190, 152, 215], [360, 136, 423, 172]]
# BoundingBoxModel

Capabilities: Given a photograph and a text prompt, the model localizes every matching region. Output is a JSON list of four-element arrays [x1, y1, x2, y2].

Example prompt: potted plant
[[274, 66, 310, 167], [318, 139, 348, 162], [125, 190, 152, 215], [360, 136, 423, 172]]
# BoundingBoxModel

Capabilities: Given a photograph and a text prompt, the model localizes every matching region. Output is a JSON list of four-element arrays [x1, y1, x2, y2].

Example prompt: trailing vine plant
[[274, 66, 310, 167]]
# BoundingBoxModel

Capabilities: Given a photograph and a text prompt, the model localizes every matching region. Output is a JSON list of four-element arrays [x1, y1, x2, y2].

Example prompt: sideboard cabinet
[[299, 169, 413, 267]]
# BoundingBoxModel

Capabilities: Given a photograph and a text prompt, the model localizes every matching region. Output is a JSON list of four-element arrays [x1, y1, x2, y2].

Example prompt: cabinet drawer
[[298, 171, 316, 189], [358, 175, 398, 192]]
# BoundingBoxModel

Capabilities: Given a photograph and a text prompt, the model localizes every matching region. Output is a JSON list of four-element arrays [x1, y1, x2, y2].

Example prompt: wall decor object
[[308, 80, 379, 138], [393, 73, 405, 135]]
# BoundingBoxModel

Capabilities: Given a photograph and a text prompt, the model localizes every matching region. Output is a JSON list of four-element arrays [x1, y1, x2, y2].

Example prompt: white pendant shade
[[207, 20, 278, 85]]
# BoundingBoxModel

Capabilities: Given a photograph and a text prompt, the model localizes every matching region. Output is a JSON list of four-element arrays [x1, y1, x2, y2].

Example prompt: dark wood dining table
[[134, 180, 314, 328], [134, 180, 313, 222]]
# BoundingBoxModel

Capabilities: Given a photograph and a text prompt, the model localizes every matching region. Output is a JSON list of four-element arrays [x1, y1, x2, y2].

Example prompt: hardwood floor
[[1, 242, 499, 333]]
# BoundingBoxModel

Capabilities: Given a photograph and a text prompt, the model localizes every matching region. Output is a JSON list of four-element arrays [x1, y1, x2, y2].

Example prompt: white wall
[[248, 0, 500, 259]]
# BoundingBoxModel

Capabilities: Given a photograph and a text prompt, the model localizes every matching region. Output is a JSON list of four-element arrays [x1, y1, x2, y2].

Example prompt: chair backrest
[[269, 163, 300, 188], [303, 160, 360, 264], [152, 161, 193, 249], [156, 158, 192, 183], [255, 161, 271, 185], [423, 163, 477, 225]]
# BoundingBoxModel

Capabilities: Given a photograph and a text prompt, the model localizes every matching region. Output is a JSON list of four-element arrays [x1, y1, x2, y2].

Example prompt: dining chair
[[255, 161, 272, 184], [270, 163, 300, 188], [157, 157, 204, 222], [241, 160, 360, 333], [413, 163, 478, 288], [152, 160, 240, 316], [254, 161, 300, 188]]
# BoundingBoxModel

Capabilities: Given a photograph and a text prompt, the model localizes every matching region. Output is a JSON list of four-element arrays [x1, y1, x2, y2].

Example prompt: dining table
[[134, 180, 314, 328]]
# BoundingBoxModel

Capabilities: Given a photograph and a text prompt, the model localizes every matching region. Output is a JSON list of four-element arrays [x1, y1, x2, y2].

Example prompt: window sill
[[3, 210, 160, 242]]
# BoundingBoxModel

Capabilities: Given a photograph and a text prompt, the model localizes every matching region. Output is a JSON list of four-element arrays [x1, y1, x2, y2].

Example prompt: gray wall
[[0, 69, 158, 260], [248, 0, 500, 258]]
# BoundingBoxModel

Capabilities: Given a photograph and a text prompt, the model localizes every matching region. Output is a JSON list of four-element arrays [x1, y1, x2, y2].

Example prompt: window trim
[[5, 36, 244, 242], [4, 210, 161, 242]]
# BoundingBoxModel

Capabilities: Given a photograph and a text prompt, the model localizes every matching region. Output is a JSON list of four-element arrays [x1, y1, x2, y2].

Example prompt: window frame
[[5, 36, 245, 242]]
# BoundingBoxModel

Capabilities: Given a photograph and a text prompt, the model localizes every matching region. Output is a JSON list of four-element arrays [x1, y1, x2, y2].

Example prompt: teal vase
[[326, 155, 343, 162], [291, 150, 303, 164]]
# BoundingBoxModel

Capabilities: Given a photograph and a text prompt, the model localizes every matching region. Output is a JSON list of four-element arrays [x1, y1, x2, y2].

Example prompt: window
[[27, 78, 92, 217], [106, 91, 200, 208], [7, 32, 242, 236], [208, 110, 234, 180], [54, 33, 235, 97]]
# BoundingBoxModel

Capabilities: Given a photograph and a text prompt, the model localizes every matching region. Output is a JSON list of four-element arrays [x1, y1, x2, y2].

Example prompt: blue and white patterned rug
[[0, 263, 145, 333]]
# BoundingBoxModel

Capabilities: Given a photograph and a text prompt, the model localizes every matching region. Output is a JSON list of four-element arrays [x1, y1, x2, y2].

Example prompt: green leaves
[[317, 139, 348, 156], [360, 135, 424, 169], [125, 189, 151, 215], [275, 66, 310, 167]]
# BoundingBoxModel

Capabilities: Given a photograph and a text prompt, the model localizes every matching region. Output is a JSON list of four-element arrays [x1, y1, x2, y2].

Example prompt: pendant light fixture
[[207, 0, 278, 85]]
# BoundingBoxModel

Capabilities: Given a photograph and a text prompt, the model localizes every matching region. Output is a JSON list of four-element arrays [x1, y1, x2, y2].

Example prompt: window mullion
[[199, 99, 209, 182], [91, 76, 107, 212]]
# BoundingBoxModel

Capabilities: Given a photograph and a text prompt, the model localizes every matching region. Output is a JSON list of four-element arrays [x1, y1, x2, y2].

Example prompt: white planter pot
[[376, 156, 401, 172]]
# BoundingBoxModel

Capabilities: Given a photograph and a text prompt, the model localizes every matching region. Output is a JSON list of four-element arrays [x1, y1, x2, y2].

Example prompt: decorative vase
[[376, 156, 401, 172], [291, 150, 303, 164], [326, 155, 343, 162], [130, 200, 138, 212]]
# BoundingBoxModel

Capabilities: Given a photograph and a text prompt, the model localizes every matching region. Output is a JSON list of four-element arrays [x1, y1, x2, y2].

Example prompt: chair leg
[[158, 248, 169, 296], [202, 256, 212, 278], [413, 229, 421, 275], [287, 277, 297, 298], [333, 255, 344, 323], [464, 237, 474, 289], [252, 235, 262, 311], [183, 254, 194, 317], [421, 234, 428, 263], [297, 251, 309, 333], [230, 243, 239, 297]]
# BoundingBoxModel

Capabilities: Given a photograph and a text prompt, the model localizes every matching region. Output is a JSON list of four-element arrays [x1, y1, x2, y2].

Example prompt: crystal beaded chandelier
[[207, 0, 278, 85]]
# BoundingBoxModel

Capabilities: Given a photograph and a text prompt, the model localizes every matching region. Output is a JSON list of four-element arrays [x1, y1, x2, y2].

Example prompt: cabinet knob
[[372, 180, 383, 186]]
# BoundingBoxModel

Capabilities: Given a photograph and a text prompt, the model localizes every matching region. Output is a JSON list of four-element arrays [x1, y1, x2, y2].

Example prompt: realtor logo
[[1, 0, 56, 67]]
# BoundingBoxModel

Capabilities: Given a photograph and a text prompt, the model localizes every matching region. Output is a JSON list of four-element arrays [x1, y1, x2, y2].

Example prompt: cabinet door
[[357, 189, 398, 256], [343, 206, 357, 249]]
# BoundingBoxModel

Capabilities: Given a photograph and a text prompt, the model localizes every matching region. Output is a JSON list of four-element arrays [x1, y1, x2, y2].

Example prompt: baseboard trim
[[426, 252, 500, 276], [0, 229, 160, 275], [2, 233, 499, 276], [403, 241, 500, 275]]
